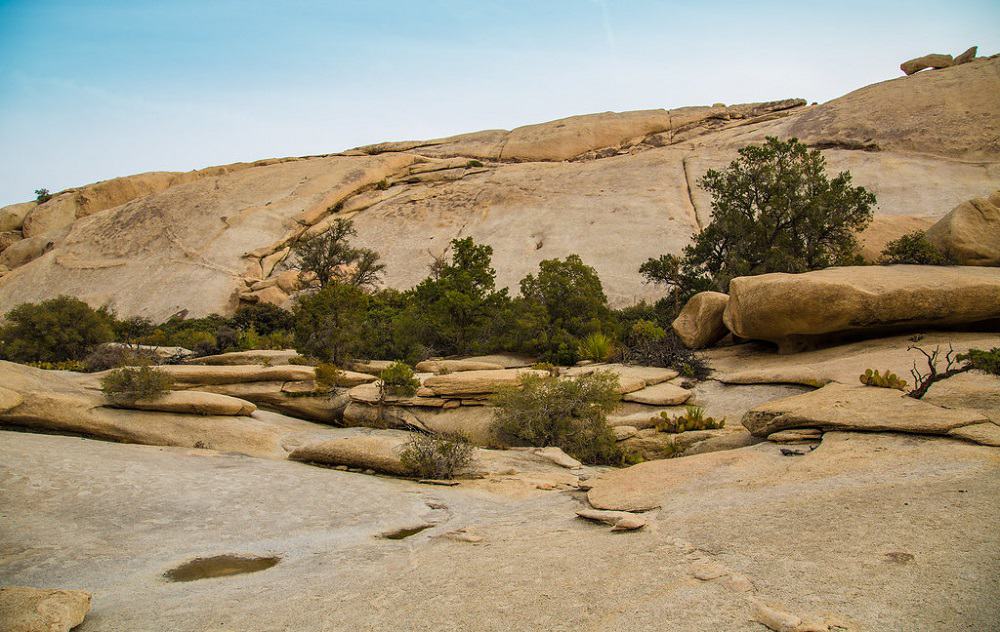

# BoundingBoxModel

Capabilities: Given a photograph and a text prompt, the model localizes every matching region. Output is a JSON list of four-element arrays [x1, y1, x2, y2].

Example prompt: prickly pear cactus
[[859, 368, 908, 391]]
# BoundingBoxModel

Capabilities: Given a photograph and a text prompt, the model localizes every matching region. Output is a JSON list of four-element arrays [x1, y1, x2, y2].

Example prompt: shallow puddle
[[381, 524, 433, 540], [163, 554, 280, 582]]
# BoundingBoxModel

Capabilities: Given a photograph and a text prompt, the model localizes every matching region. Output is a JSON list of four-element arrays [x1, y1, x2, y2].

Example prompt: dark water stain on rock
[[164, 555, 280, 582], [381, 524, 433, 540]]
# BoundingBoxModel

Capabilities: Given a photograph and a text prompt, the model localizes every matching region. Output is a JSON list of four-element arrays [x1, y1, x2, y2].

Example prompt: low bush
[[577, 332, 614, 362], [878, 231, 953, 265], [491, 371, 622, 465], [35, 188, 52, 203], [84, 345, 160, 372], [616, 329, 710, 379], [28, 360, 87, 372], [314, 363, 345, 389], [378, 361, 420, 399], [0, 296, 114, 363], [100, 366, 175, 404], [656, 405, 725, 433], [398, 432, 475, 479]]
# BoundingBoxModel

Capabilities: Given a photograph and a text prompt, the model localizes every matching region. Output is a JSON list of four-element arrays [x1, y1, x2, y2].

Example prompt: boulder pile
[[900, 46, 977, 75]]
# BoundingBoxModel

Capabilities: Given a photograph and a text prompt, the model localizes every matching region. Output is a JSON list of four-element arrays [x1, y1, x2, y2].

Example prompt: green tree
[[291, 219, 385, 289], [516, 254, 614, 364], [292, 283, 368, 365], [0, 296, 114, 363], [641, 137, 875, 311]]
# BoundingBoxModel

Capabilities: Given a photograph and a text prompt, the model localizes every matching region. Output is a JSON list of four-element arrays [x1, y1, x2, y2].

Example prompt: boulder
[[153, 364, 317, 385], [605, 411, 664, 430], [0, 235, 59, 269], [0, 386, 23, 413], [767, 429, 823, 443], [288, 431, 414, 476], [112, 390, 257, 416], [530, 446, 582, 469], [422, 368, 548, 397], [576, 509, 646, 531], [672, 291, 730, 348], [621, 382, 692, 406], [563, 364, 678, 394], [415, 359, 505, 374], [348, 359, 395, 374], [185, 349, 300, 366], [723, 266, 1000, 352], [0, 586, 91, 632], [900, 53, 953, 76], [954, 46, 977, 65], [190, 381, 349, 424], [741, 382, 990, 441], [347, 383, 447, 407], [926, 190, 1000, 266], [0, 201, 35, 232], [0, 230, 22, 253]]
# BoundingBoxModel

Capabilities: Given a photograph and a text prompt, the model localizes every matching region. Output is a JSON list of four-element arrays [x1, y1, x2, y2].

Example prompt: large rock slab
[[723, 266, 1000, 352], [900, 53, 954, 75], [0, 586, 91, 632], [288, 430, 413, 476], [422, 368, 548, 397], [153, 364, 318, 385], [185, 349, 301, 366], [190, 381, 348, 424], [415, 359, 505, 374], [926, 190, 1000, 266], [113, 390, 257, 416], [672, 291, 729, 349], [564, 364, 678, 394], [741, 382, 990, 440], [621, 381, 692, 406]]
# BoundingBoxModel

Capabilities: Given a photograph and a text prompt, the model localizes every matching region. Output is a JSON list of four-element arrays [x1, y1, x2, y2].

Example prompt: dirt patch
[[163, 554, 280, 582]]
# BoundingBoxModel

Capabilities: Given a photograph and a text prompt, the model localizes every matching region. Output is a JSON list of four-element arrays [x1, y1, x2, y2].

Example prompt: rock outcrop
[[926, 190, 1000, 266], [0, 586, 91, 632], [671, 291, 730, 349], [900, 53, 954, 75], [723, 266, 1000, 352]]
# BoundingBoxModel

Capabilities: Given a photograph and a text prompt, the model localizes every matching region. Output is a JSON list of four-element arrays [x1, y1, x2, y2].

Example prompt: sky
[[1, 0, 998, 206]]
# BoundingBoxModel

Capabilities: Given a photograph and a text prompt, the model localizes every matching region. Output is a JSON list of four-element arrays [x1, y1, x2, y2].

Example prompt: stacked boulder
[[900, 46, 978, 75]]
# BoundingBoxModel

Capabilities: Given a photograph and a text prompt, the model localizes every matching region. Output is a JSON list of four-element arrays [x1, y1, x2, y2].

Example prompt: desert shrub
[[28, 360, 87, 372], [111, 316, 155, 346], [35, 188, 52, 203], [878, 231, 953, 265], [859, 368, 908, 391], [530, 361, 559, 376], [229, 303, 294, 335], [100, 365, 175, 404], [577, 332, 614, 362], [0, 296, 114, 363], [287, 354, 314, 366], [399, 432, 475, 479], [259, 330, 295, 350], [491, 370, 622, 465], [616, 328, 710, 379], [466, 160, 484, 168], [314, 363, 345, 389], [84, 345, 159, 372], [378, 361, 420, 399], [293, 283, 368, 365], [656, 405, 725, 433], [641, 137, 875, 314], [907, 345, 1000, 398], [962, 347, 1000, 376], [515, 254, 615, 364], [290, 218, 384, 289]]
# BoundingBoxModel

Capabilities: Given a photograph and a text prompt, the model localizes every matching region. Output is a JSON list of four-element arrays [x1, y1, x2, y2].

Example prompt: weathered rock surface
[[576, 509, 646, 531], [0, 586, 91, 632], [723, 266, 1000, 352], [741, 382, 990, 441], [190, 381, 349, 424], [900, 53, 954, 75], [115, 390, 257, 416], [672, 291, 730, 349], [289, 430, 414, 476], [767, 429, 823, 443], [926, 190, 1000, 266], [564, 363, 678, 394], [0, 201, 35, 232], [855, 214, 935, 262], [621, 381, 692, 406], [422, 368, 548, 397], [185, 349, 301, 366], [1, 59, 998, 319], [415, 359, 505, 374], [154, 364, 319, 385]]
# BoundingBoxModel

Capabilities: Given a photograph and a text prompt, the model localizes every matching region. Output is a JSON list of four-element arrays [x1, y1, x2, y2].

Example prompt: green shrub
[[314, 363, 345, 389], [100, 366, 175, 404], [641, 137, 875, 314], [290, 218, 384, 289], [578, 332, 614, 362], [491, 370, 622, 465], [287, 354, 314, 366], [530, 361, 559, 376], [35, 188, 52, 203], [465, 160, 484, 168], [961, 347, 1000, 376], [616, 330, 710, 379], [28, 360, 87, 372], [399, 432, 475, 479], [378, 361, 420, 399], [0, 296, 114, 363], [293, 283, 368, 365], [229, 303, 294, 335], [878, 231, 953, 265], [259, 330, 295, 350], [84, 345, 159, 372], [656, 405, 725, 433], [859, 368, 908, 391]]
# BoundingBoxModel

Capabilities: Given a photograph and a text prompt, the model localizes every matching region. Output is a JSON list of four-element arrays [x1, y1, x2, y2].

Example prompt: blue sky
[[1, 0, 998, 206]]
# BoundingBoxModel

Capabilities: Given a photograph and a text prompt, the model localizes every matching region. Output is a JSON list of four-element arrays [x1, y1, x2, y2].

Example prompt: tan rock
[[948, 422, 1000, 447], [422, 368, 548, 397], [531, 447, 582, 469], [613, 425, 639, 441], [0, 234, 59, 268], [347, 383, 447, 407], [0, 586, 91, 632], [563, 364, 678, 393], [250, 285, 290, 308], [742, 382, 989, 439], [723, 266, 1000, 352], [926, 190, 1000, 266], [192, 381, 348, 424], [153, 364, 317, 385], [672, 291, 730, 348], [900, 53, 954, 76], [415, 359, 505, 373], [767, 428, 823, 443], [111, 390, 257, 416], [855, 214, 935, 263], [0, 201, 35, 232], [185, 349, 300, 366], [751, 600, 802, 632], [605, 411, 664, 430], [288, 431, 413, 476], [0, 385, 23, 413], [347, 359, 395, 374], [0, 230, 23, 253], [274, 269, 302, 293], [953, 46, 977, 65], [622, 382, 692, 406], [576, 508, 646, 530]]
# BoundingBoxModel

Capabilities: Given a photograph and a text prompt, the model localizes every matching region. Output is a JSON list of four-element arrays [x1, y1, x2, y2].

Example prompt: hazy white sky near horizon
[[1, 0, 998, 206]]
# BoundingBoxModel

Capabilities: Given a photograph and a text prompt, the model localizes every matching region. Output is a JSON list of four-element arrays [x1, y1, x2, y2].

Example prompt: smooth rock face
[[0, 201, 35, 232], [954, 46, 977, 64], [185, 349, 301, 366], [723, 266, 1000, 352], [741, 382, 989, 440], [0, 586, 91, 632], [422, 368, 548, 397], [289, 431, 413, 476], [672, 291, 730, 349], [900, 53, 954, 75], [153, 364, 318, 385], [926, 190, 1000, 266], [563, 364, 679, 393], [622, 381, 692, 406], [116, 390, 257, 416], [415, 359, 505, 374]]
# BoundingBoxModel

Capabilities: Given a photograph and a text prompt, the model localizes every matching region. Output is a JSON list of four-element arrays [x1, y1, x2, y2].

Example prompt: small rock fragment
[[751, 600, 802, 632]]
